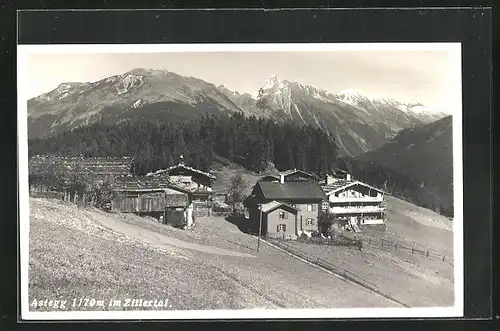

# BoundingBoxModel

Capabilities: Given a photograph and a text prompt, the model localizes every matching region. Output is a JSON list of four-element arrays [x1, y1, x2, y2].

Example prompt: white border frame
[[18, 43, 463, 320]]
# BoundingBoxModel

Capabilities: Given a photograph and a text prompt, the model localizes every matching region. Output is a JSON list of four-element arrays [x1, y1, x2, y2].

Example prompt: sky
[[25, 48, 461, 114]]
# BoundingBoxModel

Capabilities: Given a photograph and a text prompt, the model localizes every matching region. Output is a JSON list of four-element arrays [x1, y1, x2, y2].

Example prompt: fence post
[[394, 243, 397, 250], [411, 245, 414, 254], [368, 238, 371, 244], [73, 193, 77, 204], [426, 250, 429, 257], [381, 239, 384, 248], [442, 255, 445, 262]]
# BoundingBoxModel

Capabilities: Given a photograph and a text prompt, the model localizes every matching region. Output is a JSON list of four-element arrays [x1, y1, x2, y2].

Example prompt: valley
[[27, 68, 447, 157]]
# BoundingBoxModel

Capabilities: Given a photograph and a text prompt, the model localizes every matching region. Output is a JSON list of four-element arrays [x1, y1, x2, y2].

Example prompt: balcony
[[328, 196, 383, 203], [329, 206, 386, 214]]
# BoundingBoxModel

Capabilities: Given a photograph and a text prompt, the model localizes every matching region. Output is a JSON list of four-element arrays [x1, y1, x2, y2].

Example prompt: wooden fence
[[357, 233, 453, 264], [267, 239, 410, 308], [298, 235, 362, 248]]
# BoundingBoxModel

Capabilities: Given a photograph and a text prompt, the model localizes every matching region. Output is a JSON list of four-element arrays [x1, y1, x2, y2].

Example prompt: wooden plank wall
[[112, 192, 167, 213]]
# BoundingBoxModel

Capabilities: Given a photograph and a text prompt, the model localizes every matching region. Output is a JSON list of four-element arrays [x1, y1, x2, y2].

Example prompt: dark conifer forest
[[28, 113, 453, 217], [28, 113, 339, 177]]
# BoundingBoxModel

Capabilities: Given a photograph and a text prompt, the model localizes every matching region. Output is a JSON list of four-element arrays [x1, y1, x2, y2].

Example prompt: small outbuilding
[[258, 200, 300, 239]]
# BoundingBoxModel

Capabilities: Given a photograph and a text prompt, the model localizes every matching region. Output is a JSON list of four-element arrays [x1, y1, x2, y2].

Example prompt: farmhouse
[[112, 176, 194, 228], [146, 160, 216, 217], [146, 159, 216, 192], [28, 155, 133, 195], [321, 171, 386, 231], [246, 174, 327, 239]]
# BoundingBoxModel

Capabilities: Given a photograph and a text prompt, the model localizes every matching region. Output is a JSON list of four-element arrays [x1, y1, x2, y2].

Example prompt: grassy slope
[[29, 198, 395, 311], [276, 196, 455, 307], [210, 161, 454, 307], [28, 160, 455, 311]]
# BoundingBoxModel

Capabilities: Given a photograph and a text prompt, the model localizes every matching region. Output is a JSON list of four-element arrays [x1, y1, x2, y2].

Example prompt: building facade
[[259, 201, 299, 239], [111, 177, 194, 227], [146, 162, 216, 217], [321, 173, 386, 231], [246, 174, 327, 238]]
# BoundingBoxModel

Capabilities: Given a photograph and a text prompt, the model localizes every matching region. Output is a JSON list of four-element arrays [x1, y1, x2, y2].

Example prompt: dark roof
[[278, 169, 319, 179], [113, 176, 191, 194], [29, 155, 132, 177], [260, 200, 299, 213], [147, 163, 216, 180], [260, 175, 279, 181], [257, 181, 327, 201]]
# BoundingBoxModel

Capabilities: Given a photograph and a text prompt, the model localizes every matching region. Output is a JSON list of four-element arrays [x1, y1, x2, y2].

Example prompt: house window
[[277, 224, 287, 232], [279, 211, 288, 219], [321, 202, 329, 210], [307, 204, 316, 212], [306, 218, 314, 226]]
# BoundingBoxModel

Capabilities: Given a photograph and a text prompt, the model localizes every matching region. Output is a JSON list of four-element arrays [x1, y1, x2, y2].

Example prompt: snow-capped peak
[[261, 74, 283, 91], [336, 89, 387, 103]]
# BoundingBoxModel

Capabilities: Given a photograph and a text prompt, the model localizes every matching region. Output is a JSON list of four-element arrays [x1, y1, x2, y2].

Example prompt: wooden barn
[[28, 155, 133, 199], [112, 176, 194, 227], [146, 160, 216, 217]]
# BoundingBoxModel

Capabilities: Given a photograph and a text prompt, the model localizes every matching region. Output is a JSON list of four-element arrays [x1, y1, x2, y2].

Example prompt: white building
[[321, 171, 386, 231]]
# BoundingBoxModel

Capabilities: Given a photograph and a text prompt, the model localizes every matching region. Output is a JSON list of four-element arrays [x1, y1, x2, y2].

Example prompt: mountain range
[[358, 115, 453, 215], [27, 68, 448, 157]]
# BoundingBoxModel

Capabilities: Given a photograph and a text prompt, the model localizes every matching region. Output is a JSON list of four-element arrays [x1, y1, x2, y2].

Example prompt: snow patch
[[58, 92, 70, 100], [133, 99, 143, 108], [116, 74, 144, 95]]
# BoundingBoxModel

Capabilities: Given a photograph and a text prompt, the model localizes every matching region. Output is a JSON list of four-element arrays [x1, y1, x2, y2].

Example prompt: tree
[[227, 173, 248, 215]]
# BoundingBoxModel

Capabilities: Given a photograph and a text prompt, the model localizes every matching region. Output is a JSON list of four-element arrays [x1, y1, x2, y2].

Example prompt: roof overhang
[[324, 180, 385, 195]]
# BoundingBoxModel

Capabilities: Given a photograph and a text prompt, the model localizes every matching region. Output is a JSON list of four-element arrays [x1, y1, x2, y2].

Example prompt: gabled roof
[[260, 200, 299, 213], [278, 169, 319, 179], [323, 180, 385, 195], [260, 175, 280, 181], [146, 163, 216, 180], [29, 155, 133, 177], [257, 180, 327, 201], [113, 176, 192, 194]]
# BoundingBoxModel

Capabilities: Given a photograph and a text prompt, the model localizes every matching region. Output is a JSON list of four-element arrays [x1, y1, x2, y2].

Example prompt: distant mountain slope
[[27, 68, 245, 138], [251, 75, 447, 156], [27, 68, 448, 156], [356, 115, 453, 215]]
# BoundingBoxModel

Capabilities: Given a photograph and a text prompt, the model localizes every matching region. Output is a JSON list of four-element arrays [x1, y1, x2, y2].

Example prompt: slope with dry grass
[[28, 198, 397, 311]]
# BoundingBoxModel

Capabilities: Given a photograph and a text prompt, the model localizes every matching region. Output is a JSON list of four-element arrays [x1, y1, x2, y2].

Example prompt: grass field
[[29, 198, 398, 311]]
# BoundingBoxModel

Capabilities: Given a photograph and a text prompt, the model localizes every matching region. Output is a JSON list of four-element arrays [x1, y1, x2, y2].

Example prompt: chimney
[[326, 174, 335, 185], [279, 174, 285, 184], [346, 173, 352, 181]]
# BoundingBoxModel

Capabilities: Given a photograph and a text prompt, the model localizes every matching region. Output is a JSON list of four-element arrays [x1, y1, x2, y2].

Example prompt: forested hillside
[[28, 113, 339, 177], [335, 158, 453, 217]]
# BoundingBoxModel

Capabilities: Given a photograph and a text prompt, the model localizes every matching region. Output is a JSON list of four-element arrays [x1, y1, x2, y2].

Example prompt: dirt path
[[87, 211, 256, 258]]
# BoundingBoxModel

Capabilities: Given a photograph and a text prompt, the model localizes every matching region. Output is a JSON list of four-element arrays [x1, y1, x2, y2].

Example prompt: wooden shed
[[111, 177, 193, 226]]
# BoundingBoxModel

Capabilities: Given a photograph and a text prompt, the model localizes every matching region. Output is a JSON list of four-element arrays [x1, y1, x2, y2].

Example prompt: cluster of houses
[[245, 169, 386, 239], [28, 155, 386, 235]]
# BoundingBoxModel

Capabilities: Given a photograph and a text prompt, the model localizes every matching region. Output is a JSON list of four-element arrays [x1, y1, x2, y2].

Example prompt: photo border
[[18, 42, 463, 321], [12, 7, 493, 322]]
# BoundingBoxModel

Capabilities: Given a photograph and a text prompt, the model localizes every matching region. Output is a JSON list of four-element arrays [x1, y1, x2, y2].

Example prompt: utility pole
[[257, 204, 263, 252]]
